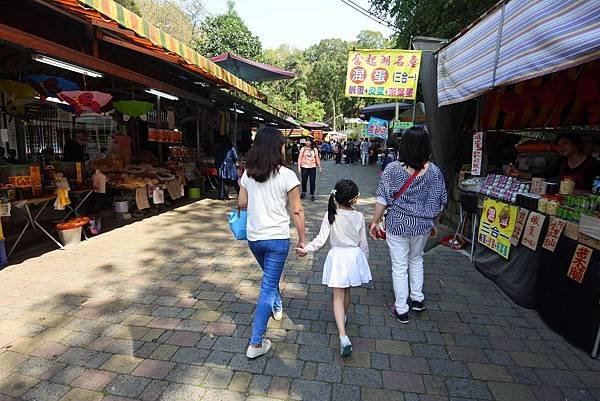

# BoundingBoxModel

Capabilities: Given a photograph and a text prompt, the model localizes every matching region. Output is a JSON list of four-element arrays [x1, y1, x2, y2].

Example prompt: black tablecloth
[[474, 218, 600, 354], [538, 236, 600, 354]]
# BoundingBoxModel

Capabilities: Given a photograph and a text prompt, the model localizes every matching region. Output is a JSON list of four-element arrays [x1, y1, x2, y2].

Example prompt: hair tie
[[331, 189, 337, 195]]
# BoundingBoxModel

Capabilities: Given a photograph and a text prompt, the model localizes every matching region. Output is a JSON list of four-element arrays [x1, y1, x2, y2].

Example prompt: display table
[[473, 204, 600, 356], [8, 195, 64, 258]]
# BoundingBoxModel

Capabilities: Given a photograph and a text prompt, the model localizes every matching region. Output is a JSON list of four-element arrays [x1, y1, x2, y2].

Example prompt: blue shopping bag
[[228, 209, 247, 240]]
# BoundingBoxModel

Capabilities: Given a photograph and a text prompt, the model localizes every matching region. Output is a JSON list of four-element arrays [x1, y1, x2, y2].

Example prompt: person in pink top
[[298, 140, 322, 201]]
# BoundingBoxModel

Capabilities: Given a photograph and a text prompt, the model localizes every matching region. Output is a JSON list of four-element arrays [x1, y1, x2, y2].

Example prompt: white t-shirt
[[240, 166, 300, 241]]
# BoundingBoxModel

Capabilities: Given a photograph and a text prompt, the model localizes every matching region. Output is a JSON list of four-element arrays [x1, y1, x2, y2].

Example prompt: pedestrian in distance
[[238, 128, 306, 359], [215, 136, 240, 200], [335, 143, 343, 165], [369, 127, 447, 324], [360, 138, 370, 166], [298, 140, 322, 201], [297, 179, 371, 357]]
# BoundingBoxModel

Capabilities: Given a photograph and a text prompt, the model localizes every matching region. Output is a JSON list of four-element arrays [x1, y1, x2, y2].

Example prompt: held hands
[[369, 223, 385, 240], [429, 226, 439, 239], [295, 242, 307, 257]]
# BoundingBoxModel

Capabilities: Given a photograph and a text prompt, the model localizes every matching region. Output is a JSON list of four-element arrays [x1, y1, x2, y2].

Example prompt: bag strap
[[393, 168, 421, 201]]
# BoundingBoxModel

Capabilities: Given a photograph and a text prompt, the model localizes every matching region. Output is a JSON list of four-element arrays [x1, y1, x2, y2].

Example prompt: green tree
[[113, 0, 141, 14], [138, 0, 202, 45], [355, 30, 388, 49], [195, 0, 262, 59], [260, 45, 325, 122], [369, 0, 498, 47]]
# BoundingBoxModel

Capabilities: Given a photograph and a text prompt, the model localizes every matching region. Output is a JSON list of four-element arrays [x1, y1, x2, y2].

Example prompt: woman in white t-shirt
[[238, 128, 306, 359]]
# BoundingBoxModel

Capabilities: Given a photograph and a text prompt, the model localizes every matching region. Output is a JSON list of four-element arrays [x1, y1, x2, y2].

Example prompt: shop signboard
[[567, 244, 593, 283], [312, 130, 324, 141], [471, 132, 483, 176], [366, 117, 389, 140], [521, 212, 546, 251], [344, 49, 422, 100], [391, 120, 413, 134], [478, 198, 518, 259]]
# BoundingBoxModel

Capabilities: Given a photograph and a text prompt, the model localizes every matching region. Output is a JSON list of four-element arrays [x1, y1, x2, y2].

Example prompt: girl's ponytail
[[328, 189, 337, 224]]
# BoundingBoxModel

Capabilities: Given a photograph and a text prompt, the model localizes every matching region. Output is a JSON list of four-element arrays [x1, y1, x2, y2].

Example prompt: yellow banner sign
[[344, 49, 422, 100], [478, 198, 518, 259]]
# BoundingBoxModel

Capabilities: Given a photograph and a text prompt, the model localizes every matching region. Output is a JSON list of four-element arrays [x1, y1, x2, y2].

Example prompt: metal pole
[[412, 100, 417, 124], [196, 105, 201, 160]]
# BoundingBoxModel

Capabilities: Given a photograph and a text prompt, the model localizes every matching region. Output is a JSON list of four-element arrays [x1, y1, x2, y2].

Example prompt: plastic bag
[[229, 209, 247, 240]]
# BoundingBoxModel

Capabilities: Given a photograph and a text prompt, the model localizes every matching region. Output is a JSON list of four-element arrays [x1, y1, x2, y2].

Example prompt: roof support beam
[[0, 22, 208, 104]]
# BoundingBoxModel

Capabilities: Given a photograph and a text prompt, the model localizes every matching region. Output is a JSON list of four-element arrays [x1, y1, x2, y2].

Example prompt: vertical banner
[[366, 117, 389, 140], [471, 132, 483, 175], [521, 212, 546, 251], [567, 244, 593, 283], [478, 198, 518, 259], [510, 208, 529, 246], [542, 217, 567, 252], [345, 49, 422, 100]]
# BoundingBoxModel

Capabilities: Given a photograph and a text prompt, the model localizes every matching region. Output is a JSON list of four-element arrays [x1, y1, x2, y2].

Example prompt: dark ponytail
[[327, 179, 360, 225], [328, 192, 337, 224]]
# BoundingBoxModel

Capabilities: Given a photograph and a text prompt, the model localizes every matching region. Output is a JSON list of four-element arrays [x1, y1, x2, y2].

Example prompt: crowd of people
[[237, 127, 448, 359]]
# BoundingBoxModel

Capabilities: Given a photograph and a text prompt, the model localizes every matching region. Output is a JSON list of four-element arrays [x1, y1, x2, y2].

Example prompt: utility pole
[[332, 98, 337, 131]]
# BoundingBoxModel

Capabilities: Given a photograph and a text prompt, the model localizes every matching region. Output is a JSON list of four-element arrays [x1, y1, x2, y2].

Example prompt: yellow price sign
[[344, 49, 422, 100], [478, 198, 518, 259]]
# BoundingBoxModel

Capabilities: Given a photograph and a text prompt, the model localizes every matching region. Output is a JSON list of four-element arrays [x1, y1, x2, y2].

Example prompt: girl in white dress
[[297, 179, 371, 356]]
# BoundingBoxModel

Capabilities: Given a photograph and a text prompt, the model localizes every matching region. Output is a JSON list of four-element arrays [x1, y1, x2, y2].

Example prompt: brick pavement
[[0, 159, 598, 401]]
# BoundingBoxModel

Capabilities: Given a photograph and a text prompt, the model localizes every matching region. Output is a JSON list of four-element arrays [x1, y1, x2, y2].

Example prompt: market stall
[[421, 0, 600, 356], [0, 0, 296, 263]]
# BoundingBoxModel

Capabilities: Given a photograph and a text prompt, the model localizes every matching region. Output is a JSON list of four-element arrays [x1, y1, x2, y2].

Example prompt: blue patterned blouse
[[376, 161, 448, 237]]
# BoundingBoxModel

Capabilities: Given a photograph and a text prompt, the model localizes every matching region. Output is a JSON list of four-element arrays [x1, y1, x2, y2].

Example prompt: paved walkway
[[0, 160, 598, 401]]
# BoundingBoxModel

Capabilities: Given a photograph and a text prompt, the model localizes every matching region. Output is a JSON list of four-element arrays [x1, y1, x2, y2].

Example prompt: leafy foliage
[[138, 0, 204, 45], [369, 0, 499, 47], [195, 1, 262, 59], [113, 0, 141, 14], [356, 30, 389, 49]]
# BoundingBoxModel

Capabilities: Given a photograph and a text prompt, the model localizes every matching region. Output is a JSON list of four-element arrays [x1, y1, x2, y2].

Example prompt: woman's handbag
[[229, 209, 247, 240]]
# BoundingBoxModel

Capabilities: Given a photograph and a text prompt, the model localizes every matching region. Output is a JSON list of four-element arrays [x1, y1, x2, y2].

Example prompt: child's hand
[[295, 247, 308, 257]]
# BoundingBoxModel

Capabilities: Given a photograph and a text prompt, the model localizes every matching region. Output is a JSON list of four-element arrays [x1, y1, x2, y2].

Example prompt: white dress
[[304, 209, 372, 288]]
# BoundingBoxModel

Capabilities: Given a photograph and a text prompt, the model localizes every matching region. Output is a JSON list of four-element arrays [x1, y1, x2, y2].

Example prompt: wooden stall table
[[8, 195, 64, 258]]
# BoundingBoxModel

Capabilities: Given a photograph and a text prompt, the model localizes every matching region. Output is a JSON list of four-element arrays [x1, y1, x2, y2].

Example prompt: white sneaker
[[246, 339, 271, 359], [340, 335, 352, 357], [273, 308, 283, 321]]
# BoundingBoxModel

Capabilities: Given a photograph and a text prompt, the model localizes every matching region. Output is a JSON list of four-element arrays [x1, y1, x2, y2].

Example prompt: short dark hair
[[556, 133, 583, 149], [246, 127, 286, 183], [397, 127, 431, 170], [328, 179, 359, 224]]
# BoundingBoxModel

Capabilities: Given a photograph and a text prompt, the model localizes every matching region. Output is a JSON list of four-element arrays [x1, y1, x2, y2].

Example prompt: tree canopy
[[369, 0, 498, 47], [194, 1, 262, 59], [113, 0, 141, 14]]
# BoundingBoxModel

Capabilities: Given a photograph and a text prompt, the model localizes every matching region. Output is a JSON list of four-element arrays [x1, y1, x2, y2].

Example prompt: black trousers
[[301, 167, 316, 195], [219, 178, 240, 199]]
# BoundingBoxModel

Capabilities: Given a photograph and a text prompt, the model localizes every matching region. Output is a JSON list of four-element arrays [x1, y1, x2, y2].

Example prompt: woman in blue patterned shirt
[[369, 127, 447, 324]]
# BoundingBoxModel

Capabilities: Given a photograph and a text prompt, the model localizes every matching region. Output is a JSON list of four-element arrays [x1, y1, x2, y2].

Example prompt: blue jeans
[[248, 239, 290, 345]]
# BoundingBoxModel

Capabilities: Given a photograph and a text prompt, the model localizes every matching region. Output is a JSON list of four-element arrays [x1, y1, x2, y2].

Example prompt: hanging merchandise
[[25, 75, 79, 99], [53, 172, 71, 211], [57, 91, 113, 116], [92, 170, 107, 193], [112, 100, 153, 118], [0, 79, 37, 99]]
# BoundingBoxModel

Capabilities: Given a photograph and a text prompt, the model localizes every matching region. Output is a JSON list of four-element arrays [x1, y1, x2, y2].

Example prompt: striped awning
[[437, 0, 600, 107], [52, 0, 265, 101]]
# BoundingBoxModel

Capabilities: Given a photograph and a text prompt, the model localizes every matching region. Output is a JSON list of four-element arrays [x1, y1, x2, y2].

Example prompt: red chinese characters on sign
[[486, 206, 497, 223], [380, 55, 391, 66], [395, 55, 404, 66], [542, 217, 567, 252], [567, 244, 593, 283], [350, 67, 367, 84], [371, 68, 389, 84], [521, 212, 546, 251], [510, 208, 529, 246], [471, 132, 483, 176], [352, 53, 362, 66], [366, 54, 377, 66]]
